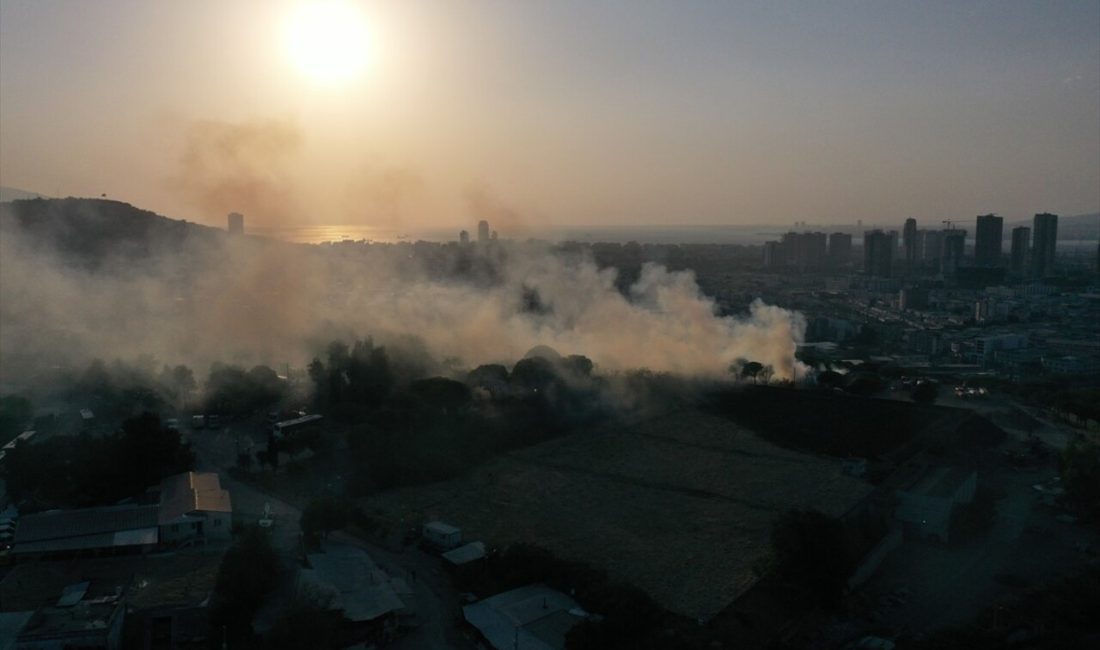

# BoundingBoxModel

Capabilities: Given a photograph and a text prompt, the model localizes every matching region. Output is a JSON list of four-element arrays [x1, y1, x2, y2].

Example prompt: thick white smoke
[[0, 204, 805, 388]]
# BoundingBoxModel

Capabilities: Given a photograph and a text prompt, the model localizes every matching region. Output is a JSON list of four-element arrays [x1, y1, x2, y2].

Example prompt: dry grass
[[361, 410, 873, 620]]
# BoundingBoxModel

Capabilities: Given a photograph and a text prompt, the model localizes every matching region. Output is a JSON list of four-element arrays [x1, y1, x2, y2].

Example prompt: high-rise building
[[902, 218, 918, 272], [763, 241, 786, 269], [227, 212, 244, 235], [828, 232, 852, 268], [1010, 226, 1030, 275], [974, 214, 1003, 267], [477, 220, 490, 244], [1031, 213, 1058, 278], [459, 229, 470, 244], [863, 230, 893, 277], [942, 229, 966, 274], [920, 229, 943, 262], [774, 231, 828, 270]]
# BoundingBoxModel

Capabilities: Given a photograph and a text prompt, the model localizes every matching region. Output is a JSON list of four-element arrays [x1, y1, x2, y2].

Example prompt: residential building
[[828, 232, 852, 268], [902, 218, 918, 272], [13, 472, 232, 558], [942, 229, 966, 274], [1032, 213, 1058, 278], [863, 230, 893, 278], [1010, 226, 1030, 275], [974, 214, 1003, 267], [157, 472, 232, 544]]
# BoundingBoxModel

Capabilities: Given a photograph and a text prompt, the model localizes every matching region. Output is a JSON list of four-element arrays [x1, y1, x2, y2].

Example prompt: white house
[[157, 472, 233, 545]]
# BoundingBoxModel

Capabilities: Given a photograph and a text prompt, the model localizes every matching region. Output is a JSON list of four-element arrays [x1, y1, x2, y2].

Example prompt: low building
[[1042, 355, 1100, 376], [463, 584, 588, 650], [422, 521, 461, 549], [894, 466, 977, 543], [441, 541, 486, 567], [0, 550, 224, 650], [0, 562, 128, 649], [125, 551, 226, 650], [12, 504, 160, 558], [158, 472, 232, 545], [13, 472, 232, 558], [297, 543, 405, 646]]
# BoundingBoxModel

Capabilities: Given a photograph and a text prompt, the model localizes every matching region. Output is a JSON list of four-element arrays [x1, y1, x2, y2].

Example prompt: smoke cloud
[[169, 119, 303, 226], [0, 199, 805, 394], [464, 184, 529, 235]]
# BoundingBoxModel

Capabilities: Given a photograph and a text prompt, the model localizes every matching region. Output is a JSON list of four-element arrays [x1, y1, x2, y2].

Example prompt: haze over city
[[0, 3, 1099, 650], [1, 0, 1098, 231]]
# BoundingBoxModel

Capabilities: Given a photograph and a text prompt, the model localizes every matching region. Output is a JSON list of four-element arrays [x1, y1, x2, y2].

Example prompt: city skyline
[[1, 1, 1097, 231]]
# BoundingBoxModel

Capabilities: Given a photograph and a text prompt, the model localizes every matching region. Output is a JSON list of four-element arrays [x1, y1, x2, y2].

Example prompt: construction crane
[[942, 219, 955, 230]]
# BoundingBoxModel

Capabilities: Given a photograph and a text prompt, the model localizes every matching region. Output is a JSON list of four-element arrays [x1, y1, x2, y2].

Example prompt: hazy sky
[[1, 1, 1097, 230]]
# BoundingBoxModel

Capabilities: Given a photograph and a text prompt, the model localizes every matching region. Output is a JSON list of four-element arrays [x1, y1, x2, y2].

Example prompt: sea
[[249, 224, 821, 246], [248, 223, 1099, 253]]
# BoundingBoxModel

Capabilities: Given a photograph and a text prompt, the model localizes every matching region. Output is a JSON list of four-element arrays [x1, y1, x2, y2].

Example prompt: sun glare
[[284, 1, 371, 84]]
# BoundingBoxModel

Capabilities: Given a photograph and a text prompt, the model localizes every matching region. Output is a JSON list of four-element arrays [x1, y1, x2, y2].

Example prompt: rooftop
[[463, 584, 586, 650], [424, 521, 460, 535], [442, 541, 486, 566], [13, 504, 159, 555], [302, 543, 404, 622], [158, 472, 232, 525], [900, 465, 976, 499]]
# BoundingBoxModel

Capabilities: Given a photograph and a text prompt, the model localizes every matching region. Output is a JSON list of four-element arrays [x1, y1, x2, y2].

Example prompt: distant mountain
[[1006, 212, 1099, 240], [0, 186, 49, 202]]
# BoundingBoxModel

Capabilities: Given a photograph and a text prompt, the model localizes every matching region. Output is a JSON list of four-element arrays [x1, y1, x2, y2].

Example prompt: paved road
[[186, 426, 471, 649], [862, 460, 1098, 636]]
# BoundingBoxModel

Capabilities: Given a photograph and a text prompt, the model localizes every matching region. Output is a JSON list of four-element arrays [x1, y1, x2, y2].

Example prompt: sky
[[1, 0, 1098, 231]]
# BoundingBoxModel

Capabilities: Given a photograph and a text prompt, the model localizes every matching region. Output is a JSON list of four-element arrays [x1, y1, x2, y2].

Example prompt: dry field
[[361, 410, 874, 620]]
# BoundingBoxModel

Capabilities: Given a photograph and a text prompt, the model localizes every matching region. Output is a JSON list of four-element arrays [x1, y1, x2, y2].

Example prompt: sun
[[284, 1, 371, 85]]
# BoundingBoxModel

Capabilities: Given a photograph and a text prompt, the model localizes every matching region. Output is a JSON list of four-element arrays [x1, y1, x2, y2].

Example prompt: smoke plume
[[0, 199, 805, 392]]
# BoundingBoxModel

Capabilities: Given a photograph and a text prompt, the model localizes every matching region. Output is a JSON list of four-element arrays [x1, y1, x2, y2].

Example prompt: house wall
[[159, 520, 203, 545], [159, 511, 231, 545], [205, 512, 231, 540], [423, 528, 460, 549]]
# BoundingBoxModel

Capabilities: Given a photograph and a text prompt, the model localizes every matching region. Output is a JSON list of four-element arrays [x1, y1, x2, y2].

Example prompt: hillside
[[0, 186, 49, 202], [0, 197, 226, 270]]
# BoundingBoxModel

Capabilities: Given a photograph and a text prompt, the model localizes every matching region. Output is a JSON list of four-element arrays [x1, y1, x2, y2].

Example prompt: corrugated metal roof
[[442, 541, 486, 565], [463, 584, 585, 650], [14, 504, 159, 545], [55, 581, 89, 607], [14, 528, 159, 555], [304, 544, 404, 622]]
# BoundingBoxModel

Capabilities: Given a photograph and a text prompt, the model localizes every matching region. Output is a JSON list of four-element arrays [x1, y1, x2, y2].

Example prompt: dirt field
[[360, 410, 874, 620]]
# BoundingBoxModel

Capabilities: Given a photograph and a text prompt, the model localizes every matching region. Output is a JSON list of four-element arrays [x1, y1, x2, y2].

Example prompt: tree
[[817, 370, 844, 389], [265, 430, 280, 473], [1, 412, 193, 509], [911, 380, 940, 404], [116, 412, 195, 493], [0, 395, 33, 445], [1060, 440, 1100, 523], [264, 605, 340, 650], [210, 526, 279, 647], [159, 364, 196, 408], [300, 496, 351, 540], [740, 361, 764, 384]]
